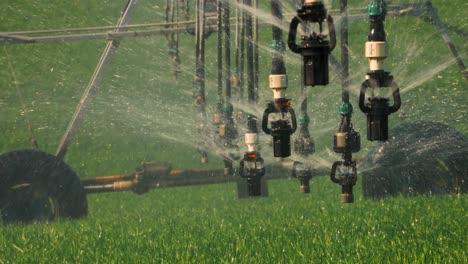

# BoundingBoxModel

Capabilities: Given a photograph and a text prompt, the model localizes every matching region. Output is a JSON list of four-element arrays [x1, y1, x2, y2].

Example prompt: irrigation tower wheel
[[0, 149, 87, 224]]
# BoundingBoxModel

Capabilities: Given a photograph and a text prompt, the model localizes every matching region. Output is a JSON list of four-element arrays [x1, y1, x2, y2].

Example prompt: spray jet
[[359, 0, 401, 141], [239, 115, 265, 196], [288, 0, 336, 86]]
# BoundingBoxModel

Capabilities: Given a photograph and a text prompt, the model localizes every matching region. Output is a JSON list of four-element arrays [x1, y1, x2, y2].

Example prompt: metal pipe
[[217, 0, 224, 100], [80, 174, 134, 186], [0, 26, 219, 45], [425, 1, 467, 80], [194, 0, 209, 163], [0, 5, 425, 46], [253, 0, 260, 103], [245, 0, 255, 104], [239, 0, 246, 100], [340, 0, 350, 103], [0, 19, 213, 36], [224, 0, 232, 100]]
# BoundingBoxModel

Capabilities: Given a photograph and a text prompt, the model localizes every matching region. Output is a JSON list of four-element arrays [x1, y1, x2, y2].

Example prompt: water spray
[[359, 0, 401, 141], [288, 0, 336, 86], [261, 0, 297, 158], [239, 115, 265, 196]]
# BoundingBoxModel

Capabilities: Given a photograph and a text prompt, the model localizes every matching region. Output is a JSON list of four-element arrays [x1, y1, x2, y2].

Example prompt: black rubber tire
[[0, 149, 88, 224]]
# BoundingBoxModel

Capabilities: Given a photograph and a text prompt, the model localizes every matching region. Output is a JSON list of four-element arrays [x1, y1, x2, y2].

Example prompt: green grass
[[1, 177, 466, 263], [0, 0, 467, 262]]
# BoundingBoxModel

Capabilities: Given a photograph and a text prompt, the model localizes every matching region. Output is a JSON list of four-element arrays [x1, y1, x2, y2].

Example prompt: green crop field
[[0, 0, 467, 263], [1, 177, 467, 263]]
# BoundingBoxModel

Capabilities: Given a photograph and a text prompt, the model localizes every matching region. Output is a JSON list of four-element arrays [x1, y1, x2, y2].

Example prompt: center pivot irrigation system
[[0, 0, 466, 223]]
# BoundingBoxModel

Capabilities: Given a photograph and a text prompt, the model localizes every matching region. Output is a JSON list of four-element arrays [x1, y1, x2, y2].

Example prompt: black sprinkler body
[[262, 99, 297, 158], [288, 1, 336, 86], [330, 160, 357, 203], [239, 151, 265, 196], [359, 0, 401, 142], [359, 74, 401, 141]]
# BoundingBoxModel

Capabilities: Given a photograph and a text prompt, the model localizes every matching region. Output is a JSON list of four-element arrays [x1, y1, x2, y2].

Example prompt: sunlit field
[[1, 178, 466, 263], [0, 0, 466, 262]]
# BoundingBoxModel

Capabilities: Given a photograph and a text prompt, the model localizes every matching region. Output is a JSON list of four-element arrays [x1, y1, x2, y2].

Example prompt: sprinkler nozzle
[[330, 160, 357, 203], [292, 161, 313, 193], [294, 115, 315, 156], [359, 72, 401, 141], [239, 151, 265, 196], [262, 99, 297, 158], [333, 103, 360, 153]]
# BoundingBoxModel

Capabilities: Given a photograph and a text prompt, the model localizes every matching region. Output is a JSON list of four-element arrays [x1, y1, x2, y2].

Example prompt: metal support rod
[[253, 0, 260, 103], [340, 0, 350, 103], [194, 0, 209, 163], [239, 0, 246, 100], [340, 0, 353, 164], [224, 0, 232, 100], [425, 2, 467, 81], [0, 4, 433, 46], [0, 23, 221, 45], [235, 0, 245, 100], [245, 0, 255, 103], [55, 0, 139, 159], [217, 0, 224, 100]]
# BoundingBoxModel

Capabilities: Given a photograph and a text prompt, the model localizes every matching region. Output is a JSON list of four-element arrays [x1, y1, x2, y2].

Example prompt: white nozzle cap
[[245, 133, 258, 152], [366, 41, 387, 71], [270, 74, 287, 99]]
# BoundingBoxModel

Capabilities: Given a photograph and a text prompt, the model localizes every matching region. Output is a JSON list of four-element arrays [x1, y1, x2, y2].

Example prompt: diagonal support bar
[[55, 0, 139, 159]]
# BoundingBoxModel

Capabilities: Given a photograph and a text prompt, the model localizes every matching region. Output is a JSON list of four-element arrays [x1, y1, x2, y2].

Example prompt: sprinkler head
[[359, 72, 401, 142], [239, 151, 266, 196], [292, 161, 313, 193], [334, 103, 360, 153], [197, 146, 209, 163], [300, 35, 330, 86], [288, 0, 336, 87], [330, 160, 357, 203], [294, 134, 315, 156], [262, 99, 297, 158], [294, 116, 315, 156]]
